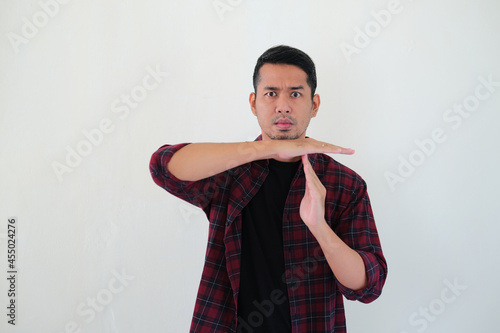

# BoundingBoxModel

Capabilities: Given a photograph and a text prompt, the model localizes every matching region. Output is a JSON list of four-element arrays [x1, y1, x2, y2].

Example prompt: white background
[[1, 0, 499, 332]]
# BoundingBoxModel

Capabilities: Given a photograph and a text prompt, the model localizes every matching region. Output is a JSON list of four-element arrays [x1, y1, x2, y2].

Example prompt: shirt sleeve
[[149, 143, 224, 211], [333, 177, 388, 304]]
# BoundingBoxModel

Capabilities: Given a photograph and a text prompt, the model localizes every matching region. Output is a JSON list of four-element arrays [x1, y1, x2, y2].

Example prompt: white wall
[[1, 0, 499, 332]]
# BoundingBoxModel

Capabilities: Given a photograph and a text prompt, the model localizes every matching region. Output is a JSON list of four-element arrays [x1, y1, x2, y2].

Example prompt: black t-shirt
[[237, 158, 301, 332]]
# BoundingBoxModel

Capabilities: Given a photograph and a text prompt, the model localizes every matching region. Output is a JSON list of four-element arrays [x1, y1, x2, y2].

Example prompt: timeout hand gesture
[[299, 154, 328, 229]]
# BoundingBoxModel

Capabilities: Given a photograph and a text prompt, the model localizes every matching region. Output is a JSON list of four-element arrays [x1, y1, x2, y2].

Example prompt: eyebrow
[[263, 85, 305, 91]]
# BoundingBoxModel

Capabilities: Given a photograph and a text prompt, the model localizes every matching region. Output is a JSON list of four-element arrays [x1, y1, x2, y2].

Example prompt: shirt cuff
[[336, 250, 385, 303]]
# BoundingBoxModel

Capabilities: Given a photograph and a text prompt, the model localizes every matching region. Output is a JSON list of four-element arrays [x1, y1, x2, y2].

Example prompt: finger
[[302, 155, 323, 189], [302, 155, 313, 197], [337, 147, 355, 155], [302, 154, 310, 169], [302, 154, 312, 177], [319, 142, 355, 155], [302, 154, 312, 184]]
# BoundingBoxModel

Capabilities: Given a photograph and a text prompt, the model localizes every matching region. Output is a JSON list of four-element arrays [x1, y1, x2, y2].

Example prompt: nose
[[275, 95, 291, 114]]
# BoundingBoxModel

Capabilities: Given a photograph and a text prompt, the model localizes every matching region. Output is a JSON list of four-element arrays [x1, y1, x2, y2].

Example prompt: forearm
[[167, 141, 274, 181], [309, 221, 367, 291], [167, 138, 354, 181]]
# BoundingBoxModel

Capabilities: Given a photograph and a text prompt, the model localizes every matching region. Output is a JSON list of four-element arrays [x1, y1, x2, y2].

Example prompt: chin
[[270, 132, 300, 140]]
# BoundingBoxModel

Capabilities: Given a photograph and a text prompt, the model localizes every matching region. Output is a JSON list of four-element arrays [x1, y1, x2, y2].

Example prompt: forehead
[[257, 63, 308, 89]]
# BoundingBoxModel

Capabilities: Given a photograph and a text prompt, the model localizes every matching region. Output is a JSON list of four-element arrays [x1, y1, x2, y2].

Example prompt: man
[[150, 45, 387, 332]]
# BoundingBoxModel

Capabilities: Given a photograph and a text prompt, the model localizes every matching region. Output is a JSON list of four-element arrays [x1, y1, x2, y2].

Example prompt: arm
[[150, 139, 352, 210], [300, 155, 387, 298], [300, 155, 367, 290], [308, 222, 368, 290], [167, 139, 354, 181]]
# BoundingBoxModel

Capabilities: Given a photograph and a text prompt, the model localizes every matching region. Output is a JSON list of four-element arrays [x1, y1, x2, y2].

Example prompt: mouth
[[274, 118, 294, 130]]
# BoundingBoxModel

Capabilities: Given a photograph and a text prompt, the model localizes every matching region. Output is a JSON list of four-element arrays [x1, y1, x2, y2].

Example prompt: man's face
[[250, 63, 320, 141]]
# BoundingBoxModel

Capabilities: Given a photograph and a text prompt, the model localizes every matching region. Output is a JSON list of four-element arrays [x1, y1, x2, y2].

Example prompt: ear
[[311, 94, 320, 118], [249, 92, 257, 116]]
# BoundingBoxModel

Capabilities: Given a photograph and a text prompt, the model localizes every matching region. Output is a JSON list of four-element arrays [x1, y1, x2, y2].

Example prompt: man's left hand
[[299, 154, 327, 230]]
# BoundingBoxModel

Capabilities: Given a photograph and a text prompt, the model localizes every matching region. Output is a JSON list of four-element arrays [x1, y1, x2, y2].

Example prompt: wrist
[[308, 220, 340, 247], [254, 139, 283, 161], [266, 140, 302, 162]]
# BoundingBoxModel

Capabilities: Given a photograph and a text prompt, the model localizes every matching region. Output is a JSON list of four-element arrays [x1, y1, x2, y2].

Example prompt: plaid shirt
[[150, 139, 387, 332]]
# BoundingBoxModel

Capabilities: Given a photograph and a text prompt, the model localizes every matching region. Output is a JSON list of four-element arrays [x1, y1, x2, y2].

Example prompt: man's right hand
[[271, 138, 355, 162], [167, 138, 354, 182]]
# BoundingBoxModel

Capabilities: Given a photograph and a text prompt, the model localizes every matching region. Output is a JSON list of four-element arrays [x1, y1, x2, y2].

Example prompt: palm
[[300, 155, 326, 228], [300, 185, 314, 225]]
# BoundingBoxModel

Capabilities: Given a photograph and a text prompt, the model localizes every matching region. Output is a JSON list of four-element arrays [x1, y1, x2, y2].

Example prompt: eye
[[266, 91, 277, 97], [291, 91, 301, 98]]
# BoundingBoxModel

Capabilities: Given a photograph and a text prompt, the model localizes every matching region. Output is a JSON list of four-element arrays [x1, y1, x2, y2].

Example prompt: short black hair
[[252, 45, 317, 98]]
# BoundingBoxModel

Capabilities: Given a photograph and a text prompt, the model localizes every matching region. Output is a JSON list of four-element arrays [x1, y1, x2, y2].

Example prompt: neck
[[273, 156, 301, 163]]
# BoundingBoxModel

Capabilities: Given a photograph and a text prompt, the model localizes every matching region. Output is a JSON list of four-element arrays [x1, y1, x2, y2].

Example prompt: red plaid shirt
[[150, 139, 387, 332]]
